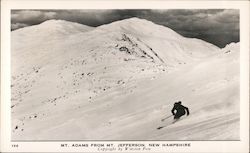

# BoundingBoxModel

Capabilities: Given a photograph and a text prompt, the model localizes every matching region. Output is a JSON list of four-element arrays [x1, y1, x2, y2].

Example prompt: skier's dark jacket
[[171, 101, 189, 119]]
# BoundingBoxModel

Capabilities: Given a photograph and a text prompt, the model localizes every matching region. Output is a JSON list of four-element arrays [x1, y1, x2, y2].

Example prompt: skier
[[157, 101, 189, 129], [171, 101, 189, 121]]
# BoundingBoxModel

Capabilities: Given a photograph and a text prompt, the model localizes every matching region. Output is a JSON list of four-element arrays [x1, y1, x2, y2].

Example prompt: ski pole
[[161, 114, 173, 121]]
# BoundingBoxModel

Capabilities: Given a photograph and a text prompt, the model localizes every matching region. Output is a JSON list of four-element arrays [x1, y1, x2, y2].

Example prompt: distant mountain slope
[[222, 42, 240, 53], [99, 18, 219, 57], [12, 19, 93, 36], [11, 20, 94, 54], [11, 18, 220, 71]]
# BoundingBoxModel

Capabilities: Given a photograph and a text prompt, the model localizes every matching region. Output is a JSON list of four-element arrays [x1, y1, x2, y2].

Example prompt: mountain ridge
[[11, 17, 223, 73], [11, 18, 237, 50]]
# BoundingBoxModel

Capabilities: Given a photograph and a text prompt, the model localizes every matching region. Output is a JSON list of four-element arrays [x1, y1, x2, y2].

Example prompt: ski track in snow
[[11, 18, 240, 140]]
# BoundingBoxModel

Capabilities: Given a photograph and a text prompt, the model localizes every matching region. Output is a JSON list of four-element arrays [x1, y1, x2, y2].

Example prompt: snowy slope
[[12, 19, 93, 39], [11, 19, 94, 73], [11, 20, 93, 61], [97, 18, 220, 63], [11, 18, 239, 140]]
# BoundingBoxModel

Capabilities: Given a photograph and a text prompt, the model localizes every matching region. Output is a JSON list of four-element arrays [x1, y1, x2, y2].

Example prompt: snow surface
[[11, 18, 239, 140]]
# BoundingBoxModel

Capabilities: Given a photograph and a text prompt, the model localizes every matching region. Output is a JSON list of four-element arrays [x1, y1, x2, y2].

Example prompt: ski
[[157, 126, 165, 130]]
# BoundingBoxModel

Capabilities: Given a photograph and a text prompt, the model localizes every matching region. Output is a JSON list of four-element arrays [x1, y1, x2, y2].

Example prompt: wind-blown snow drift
[[11, 18, 239, 140]]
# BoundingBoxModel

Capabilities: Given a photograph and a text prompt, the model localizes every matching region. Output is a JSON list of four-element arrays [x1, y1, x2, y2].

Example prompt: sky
[[11, 9, 239, 48]]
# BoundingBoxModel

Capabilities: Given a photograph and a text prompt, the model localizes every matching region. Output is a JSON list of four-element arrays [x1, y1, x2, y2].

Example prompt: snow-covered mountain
[[12, 19, 93, 38], [98, 18, 219, 58], [11, 18, 239, 140]]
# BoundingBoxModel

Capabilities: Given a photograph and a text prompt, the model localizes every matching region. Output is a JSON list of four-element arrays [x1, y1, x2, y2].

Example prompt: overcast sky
[[11, 9, 239, 48]]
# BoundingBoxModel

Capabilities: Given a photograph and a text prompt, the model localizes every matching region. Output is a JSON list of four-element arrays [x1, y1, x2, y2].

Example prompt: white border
[[1, 0, 249, 152]]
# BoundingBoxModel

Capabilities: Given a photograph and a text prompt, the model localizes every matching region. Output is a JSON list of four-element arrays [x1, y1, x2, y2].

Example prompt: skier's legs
[[172, 118, 180, 124], [173, 112, 184, 123], [174, 113, 182, 119]]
